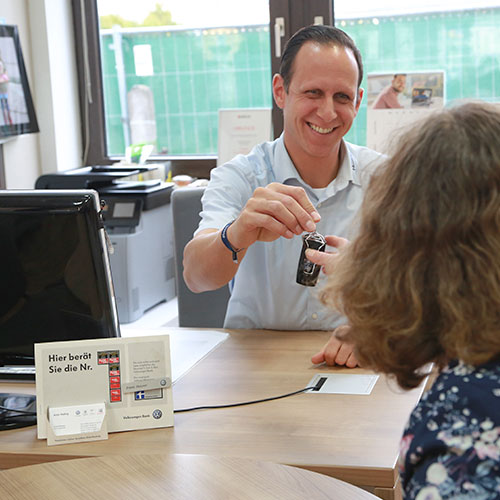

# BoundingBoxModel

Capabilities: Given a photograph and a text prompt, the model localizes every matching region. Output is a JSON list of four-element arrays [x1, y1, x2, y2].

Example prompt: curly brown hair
[[321, 102, 500, 389]]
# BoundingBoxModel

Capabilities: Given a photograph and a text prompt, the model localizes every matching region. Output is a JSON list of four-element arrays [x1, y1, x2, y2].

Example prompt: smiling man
[[183, 25, 384, 367]]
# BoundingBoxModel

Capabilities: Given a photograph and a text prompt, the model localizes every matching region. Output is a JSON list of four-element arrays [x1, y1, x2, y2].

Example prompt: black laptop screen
[[0, 191, 120, 363]]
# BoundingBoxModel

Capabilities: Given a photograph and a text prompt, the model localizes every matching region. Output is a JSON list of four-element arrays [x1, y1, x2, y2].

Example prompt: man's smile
[[308, 122, 335, 134]]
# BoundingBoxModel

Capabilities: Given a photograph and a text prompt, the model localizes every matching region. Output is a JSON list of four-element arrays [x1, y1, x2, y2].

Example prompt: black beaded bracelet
[[221, 220, 244, 263]]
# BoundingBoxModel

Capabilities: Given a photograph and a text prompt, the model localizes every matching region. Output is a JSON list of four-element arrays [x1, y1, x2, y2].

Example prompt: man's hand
[[183, 183, 320, 293], [311, 325, 359, 368], [226, 183, 321, 251]]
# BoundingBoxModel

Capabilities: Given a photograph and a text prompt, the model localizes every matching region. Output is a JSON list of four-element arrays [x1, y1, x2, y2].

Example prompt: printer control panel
[[101, 198, 142, 228]]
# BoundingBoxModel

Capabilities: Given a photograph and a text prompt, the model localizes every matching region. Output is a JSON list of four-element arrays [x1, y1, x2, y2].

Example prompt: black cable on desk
[[173, 385, 317, 413], [0, 380, 324, 419]]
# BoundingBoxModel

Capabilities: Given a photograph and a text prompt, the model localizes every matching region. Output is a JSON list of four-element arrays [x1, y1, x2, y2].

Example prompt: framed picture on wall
[[0, 24, 39, 140]]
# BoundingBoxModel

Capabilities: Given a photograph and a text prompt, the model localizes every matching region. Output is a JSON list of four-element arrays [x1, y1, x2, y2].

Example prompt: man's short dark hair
[[279, 25, 363, 92]]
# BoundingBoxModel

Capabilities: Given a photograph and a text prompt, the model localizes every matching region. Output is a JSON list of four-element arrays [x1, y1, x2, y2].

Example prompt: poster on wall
[[366, 71, 445, 154]]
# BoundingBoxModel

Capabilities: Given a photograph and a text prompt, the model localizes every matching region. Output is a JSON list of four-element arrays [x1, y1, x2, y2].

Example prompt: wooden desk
[[0, 329, 425, 500], [0, 454, 380, 499]]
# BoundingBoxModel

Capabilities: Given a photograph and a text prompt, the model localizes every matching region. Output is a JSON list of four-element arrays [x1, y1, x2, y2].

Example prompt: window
[[73, 1, 499, 168], [71, 0, 332, 169], [98, 1, 271, 157]]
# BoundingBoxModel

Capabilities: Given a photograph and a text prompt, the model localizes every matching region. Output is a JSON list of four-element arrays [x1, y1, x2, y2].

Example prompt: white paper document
[[122, 328, 229, 382], [169, 329, 228, 382]]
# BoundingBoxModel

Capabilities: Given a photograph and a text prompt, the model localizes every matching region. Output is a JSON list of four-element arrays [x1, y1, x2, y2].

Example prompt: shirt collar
[[273, 135, 360, 189], [273, 135, 299, 184]]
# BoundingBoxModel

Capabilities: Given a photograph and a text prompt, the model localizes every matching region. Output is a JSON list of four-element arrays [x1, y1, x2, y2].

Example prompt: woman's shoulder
[[428, 360, 500, 406], [400, 360, 500, 499], [409, 360, 500, 438]]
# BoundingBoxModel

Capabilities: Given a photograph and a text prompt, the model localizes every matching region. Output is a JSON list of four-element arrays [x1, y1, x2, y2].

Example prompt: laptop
[[411, 87, 433, 107], [0, 190, 120, 382]]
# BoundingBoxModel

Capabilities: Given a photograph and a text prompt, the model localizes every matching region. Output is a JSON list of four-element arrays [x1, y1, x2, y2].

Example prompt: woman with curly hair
[[307, 102, 500, 499]]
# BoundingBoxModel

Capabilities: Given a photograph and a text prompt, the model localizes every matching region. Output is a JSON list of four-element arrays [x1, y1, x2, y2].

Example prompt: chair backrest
[[171, 186, 230, 327]]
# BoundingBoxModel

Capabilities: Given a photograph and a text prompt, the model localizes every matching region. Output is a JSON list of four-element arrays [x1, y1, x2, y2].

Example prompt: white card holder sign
[[35, 335, 173, 444], [217, 108, 272, 166]]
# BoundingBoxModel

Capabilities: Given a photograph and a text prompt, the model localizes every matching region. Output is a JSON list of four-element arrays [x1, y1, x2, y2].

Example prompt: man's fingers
[[267, 183, 320, 218], [252, 213, 295, 240], [263, 183, 321, 229], [245, 199, 302, 237]]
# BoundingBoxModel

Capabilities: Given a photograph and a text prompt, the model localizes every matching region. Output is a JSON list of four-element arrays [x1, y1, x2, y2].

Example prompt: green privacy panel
[[100, 25, 272, 156], [341, 8, 500, 145], [100, 8, 499, 156]]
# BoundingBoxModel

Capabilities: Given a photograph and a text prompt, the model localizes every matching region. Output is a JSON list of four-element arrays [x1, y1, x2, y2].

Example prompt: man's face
[[273, 42, 362, 169], [392, 75, 406, 93]]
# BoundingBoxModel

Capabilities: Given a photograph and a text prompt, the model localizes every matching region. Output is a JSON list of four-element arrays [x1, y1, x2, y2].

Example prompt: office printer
[[36, 166, 176, 323]]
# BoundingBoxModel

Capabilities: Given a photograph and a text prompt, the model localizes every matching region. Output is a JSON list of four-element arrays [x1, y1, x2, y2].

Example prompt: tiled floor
[[120, 297, 179, 335]]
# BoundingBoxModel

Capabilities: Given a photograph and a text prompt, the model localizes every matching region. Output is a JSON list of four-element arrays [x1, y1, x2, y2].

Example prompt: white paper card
[[307, 373, 379, 395], [46, 412, 108, 447], [49, 402, 106, 436], [133, 44, 153, 76]]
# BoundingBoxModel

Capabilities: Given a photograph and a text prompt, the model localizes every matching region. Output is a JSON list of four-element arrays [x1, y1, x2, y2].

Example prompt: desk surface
[[0, 454, 379, 500], [0, 329, 424, 499]]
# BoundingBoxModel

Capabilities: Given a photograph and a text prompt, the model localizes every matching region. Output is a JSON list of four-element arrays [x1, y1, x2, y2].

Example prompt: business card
[[47, 402, 107, 446], [49, 402, 106, 436]]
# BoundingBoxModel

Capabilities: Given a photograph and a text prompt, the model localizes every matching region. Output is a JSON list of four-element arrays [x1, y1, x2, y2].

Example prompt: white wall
[[1, 0, 82, 188]]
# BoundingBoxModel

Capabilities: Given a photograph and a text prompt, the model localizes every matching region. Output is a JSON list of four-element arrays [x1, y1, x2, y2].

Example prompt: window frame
[[0, 145, 6, 189]]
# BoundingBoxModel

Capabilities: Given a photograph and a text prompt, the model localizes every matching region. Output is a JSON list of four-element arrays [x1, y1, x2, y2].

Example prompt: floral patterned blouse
[[399, 359, 500, 499]]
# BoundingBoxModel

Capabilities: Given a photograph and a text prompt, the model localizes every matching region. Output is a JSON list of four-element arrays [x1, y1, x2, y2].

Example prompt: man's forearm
[[183, 229, 247, 293], [183, 183, 320, 293]]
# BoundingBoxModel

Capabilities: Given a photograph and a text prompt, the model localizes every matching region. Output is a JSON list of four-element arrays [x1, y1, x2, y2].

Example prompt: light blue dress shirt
[[197, 135, 385, 330]]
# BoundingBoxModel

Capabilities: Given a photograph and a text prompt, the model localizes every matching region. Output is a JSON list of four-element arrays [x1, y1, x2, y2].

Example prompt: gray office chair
[[171, 186, 230, 327]]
